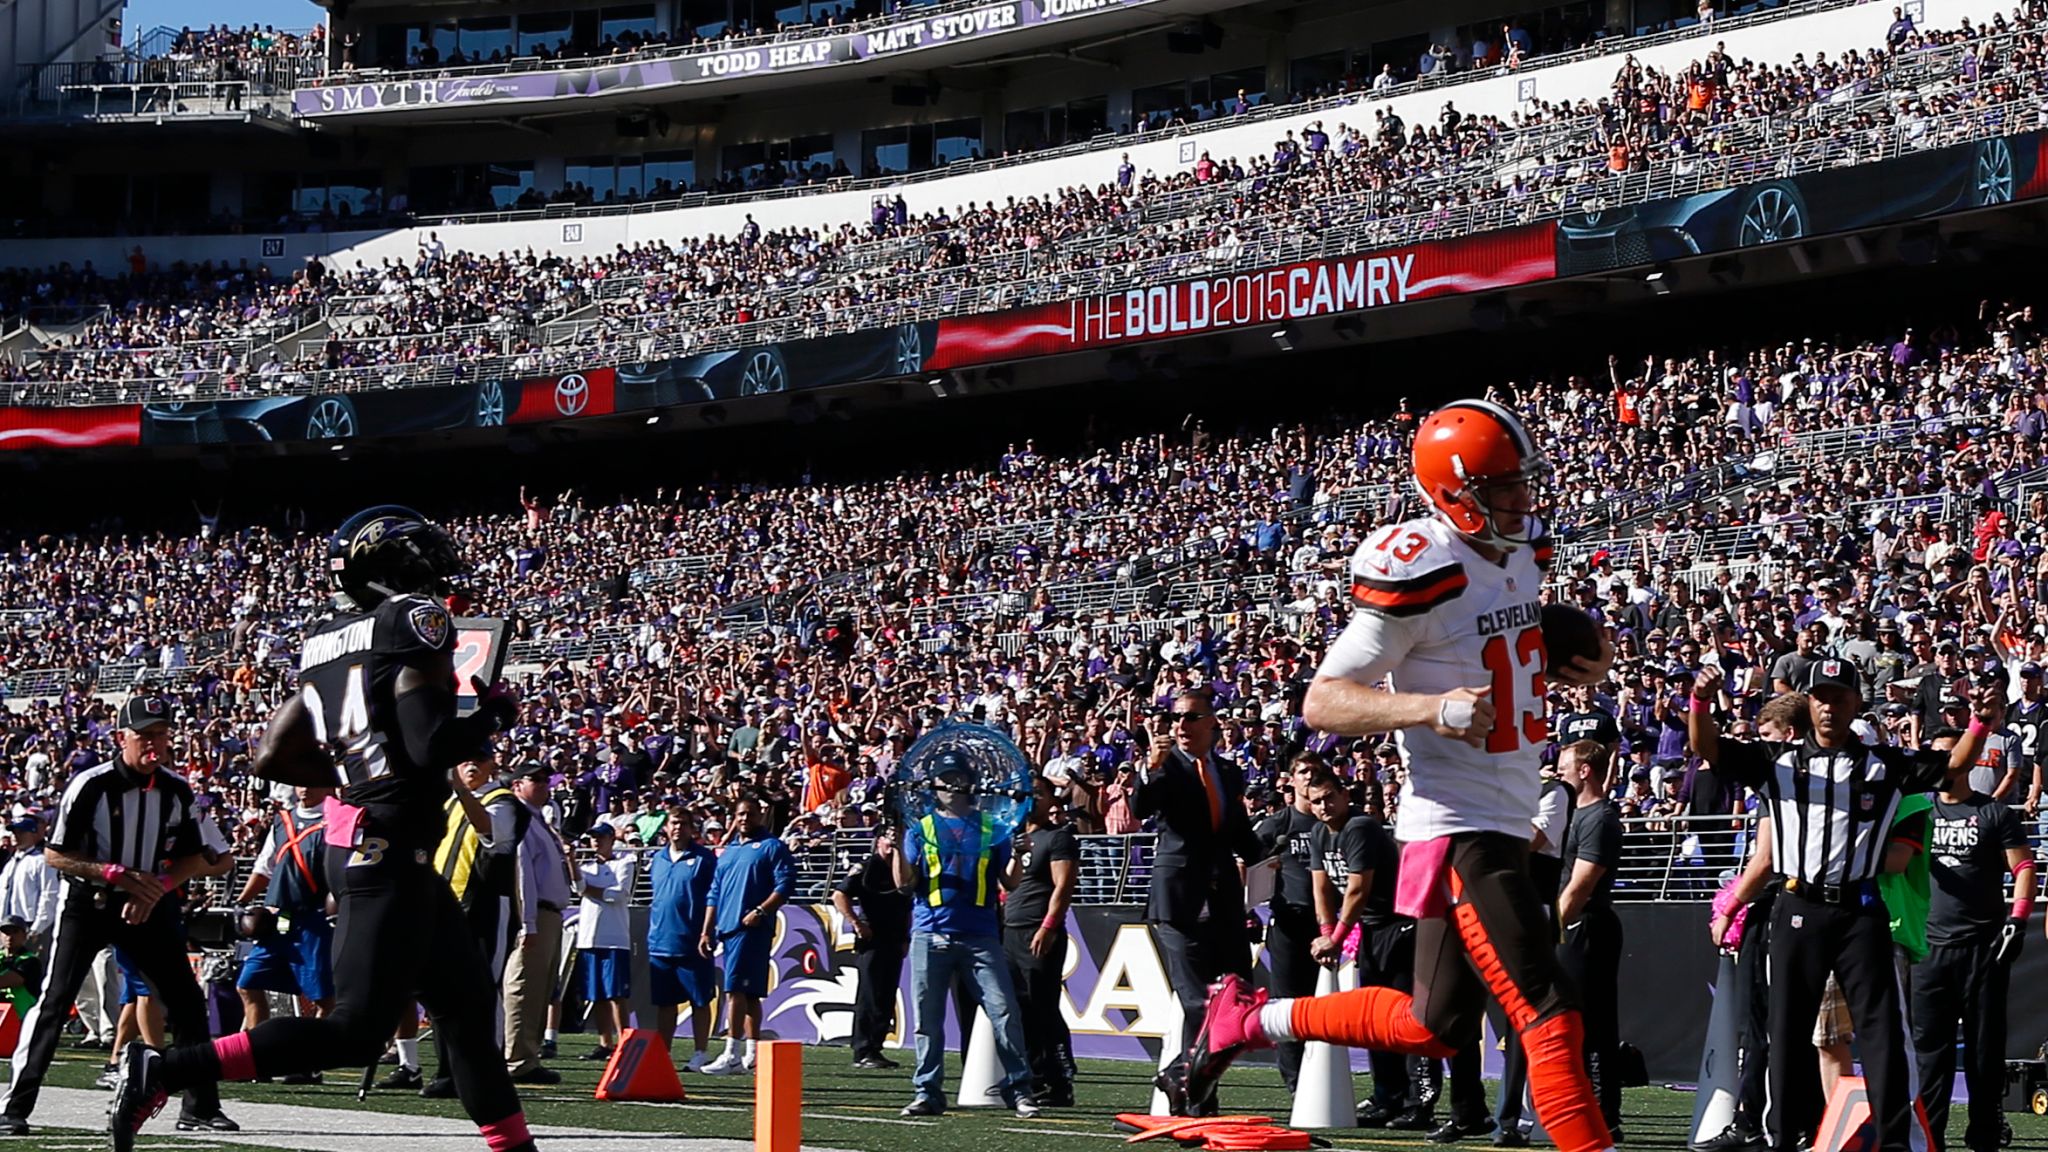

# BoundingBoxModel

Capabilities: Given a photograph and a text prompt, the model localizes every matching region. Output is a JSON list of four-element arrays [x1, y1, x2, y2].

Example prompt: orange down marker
[[755, 1040, 803, 1152]]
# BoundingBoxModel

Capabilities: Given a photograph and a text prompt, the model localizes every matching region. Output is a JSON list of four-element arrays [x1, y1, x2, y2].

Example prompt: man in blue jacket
[[699, 794, 795, 1076], [648, 807, 717, 1072]]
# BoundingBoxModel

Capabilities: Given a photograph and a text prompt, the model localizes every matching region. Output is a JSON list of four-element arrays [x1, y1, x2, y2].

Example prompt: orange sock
[[1519, 1011, 1613, 1152], [1286, 987, 1455, 1059]]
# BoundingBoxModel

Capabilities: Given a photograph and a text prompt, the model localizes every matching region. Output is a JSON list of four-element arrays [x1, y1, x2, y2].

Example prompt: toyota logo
[[553, 373, 589, 416]]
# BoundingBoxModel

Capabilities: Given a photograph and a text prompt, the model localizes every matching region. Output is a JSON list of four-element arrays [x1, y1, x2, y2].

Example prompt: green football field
[[31, 1034, 2048, 1152]]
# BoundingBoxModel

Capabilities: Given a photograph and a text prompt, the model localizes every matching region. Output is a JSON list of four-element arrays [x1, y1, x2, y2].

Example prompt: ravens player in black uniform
[[111, 507, 534, 1152]]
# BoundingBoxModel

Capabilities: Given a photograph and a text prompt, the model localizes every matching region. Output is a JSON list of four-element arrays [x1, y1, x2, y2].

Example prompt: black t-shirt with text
[[1556, 708, 1621, 748], [1310, 814, 1399, 928], [1005, 825, 1081, 928], [1925, 793, 2030, 945], [1559, 797, 1625, 912], [1257, 807, 1320, 911]]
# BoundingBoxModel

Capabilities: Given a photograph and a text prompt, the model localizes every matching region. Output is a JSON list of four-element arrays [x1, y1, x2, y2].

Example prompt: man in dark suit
[[1136, 688, 1265, 1105]]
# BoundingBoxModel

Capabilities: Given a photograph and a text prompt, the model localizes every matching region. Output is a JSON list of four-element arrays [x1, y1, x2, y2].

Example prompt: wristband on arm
[[2014, 859, 2036, 921], [1968, 716, 1990, 739], [100, 863, 126, 885], [1040, 914, 1060, 930]]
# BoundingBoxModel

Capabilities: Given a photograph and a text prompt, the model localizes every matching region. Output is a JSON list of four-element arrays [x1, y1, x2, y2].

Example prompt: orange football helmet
[[1411, 399, 1547, 550]]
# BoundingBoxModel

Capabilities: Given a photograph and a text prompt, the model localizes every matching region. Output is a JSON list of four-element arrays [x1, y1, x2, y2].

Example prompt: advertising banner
[[136, 377, 527, 446], [927, 223, 1560, 367], [1554, 131, 2048, 275], [590, 899, 2048, 1094], [294, 0, 1156, 117], [0, 405, 140, 450], [510, 366, 616, 424]]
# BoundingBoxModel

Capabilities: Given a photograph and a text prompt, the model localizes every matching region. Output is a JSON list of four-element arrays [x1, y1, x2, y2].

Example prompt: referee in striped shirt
[[1689, 659, 2000, 1152], [0, 696, 235, 1137]]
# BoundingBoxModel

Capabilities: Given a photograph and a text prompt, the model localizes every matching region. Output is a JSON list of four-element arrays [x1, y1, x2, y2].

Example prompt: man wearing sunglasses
[[1136, 687, 1266, 1112]]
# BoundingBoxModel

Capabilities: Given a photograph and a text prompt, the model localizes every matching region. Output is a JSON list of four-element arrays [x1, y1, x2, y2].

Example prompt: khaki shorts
[[1813, 973, 1854, 1047]]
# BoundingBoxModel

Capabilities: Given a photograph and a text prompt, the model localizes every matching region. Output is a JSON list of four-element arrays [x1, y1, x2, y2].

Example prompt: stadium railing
[[274, 0, 1825, 228], [19, 86, 2037, 410], [11, 55, 320, 119]]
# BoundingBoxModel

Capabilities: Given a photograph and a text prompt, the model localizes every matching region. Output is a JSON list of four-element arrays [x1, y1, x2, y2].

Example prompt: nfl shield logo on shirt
[[1791, 915, 1804, 929]]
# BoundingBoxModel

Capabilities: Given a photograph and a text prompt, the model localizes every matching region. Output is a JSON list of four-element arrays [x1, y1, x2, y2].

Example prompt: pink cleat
[[1153, 975, 1270, 1116]]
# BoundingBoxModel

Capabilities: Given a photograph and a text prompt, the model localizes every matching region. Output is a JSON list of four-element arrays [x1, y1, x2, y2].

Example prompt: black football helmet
[[327, 505, 467, 611]]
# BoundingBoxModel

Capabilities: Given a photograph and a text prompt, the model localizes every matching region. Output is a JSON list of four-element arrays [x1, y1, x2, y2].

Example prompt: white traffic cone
[[1149, 1009, 1184, 1116], [1688, 952, 1744, 1146], [955, 1007, 1004, 1108], [1289, 964, 1356, 1129]]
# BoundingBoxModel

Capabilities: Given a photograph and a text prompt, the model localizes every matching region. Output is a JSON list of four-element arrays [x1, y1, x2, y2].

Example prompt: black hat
[[0, 916, 25, 935], [1804, 658, 1861, 695], [119, 696, 172, 732], [511, 761, 549, 783]]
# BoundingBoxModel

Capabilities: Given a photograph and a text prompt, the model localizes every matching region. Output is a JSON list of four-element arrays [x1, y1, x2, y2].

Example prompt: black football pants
[[162, 820, 522, 1129]]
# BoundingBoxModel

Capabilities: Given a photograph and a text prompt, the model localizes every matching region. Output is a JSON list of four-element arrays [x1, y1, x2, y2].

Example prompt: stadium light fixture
[[1788, 244, 1815, 274], [645, 414, 662, 425], [1644, 267, 1674, 296], [1270, 322, 1298, 352]]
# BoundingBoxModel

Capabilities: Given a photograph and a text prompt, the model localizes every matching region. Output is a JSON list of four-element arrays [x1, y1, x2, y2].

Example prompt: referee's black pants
[[1911, 938, 2008, 1152], [1003, 923, 1073, 1094], [160, 814, 525, 1132], [1767, 887, 1909, 1152], [1264, 903, 1319, 1092], [1556, 905, 1624, 1129], [2, 888, 221, 1121]]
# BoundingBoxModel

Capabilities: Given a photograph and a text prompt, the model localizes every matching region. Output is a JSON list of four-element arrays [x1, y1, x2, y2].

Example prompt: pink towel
[[322, 795, 365, 850], [1393, 837, 1455, 920]]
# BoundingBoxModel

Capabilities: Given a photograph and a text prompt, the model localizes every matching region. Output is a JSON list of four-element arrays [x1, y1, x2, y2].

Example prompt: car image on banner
[[1556, 135, 2036, 276], [139, 376, 522, 445], [614, 321, 936, 407]]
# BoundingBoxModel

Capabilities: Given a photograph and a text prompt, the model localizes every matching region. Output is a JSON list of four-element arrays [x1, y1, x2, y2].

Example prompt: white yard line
[[23, 1087, 857, 1152]]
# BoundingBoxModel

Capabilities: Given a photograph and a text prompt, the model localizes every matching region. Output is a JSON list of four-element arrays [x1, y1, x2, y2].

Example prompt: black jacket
[[1133, 747, 1264, 926]]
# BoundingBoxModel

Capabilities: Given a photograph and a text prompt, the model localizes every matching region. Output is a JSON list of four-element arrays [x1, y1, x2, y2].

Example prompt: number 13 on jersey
[[1480, 627, 1547, 753]]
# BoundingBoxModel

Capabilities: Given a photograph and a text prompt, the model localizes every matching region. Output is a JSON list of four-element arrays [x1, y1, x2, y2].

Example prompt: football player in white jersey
[[1160, 400, 1618, 1152]]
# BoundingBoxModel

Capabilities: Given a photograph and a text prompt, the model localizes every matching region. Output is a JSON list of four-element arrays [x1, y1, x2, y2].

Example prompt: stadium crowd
[[0, 294, 2041, 892], [8, 0, 2044, 396]]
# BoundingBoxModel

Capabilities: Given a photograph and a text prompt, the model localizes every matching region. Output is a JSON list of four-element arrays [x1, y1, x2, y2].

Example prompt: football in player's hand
[[1540, 604, 1604, 676]]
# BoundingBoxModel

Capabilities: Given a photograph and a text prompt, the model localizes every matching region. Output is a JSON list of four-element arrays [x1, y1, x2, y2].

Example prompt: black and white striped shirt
[[49, 760, 220, 881], [1711, 737, 1949, 886]]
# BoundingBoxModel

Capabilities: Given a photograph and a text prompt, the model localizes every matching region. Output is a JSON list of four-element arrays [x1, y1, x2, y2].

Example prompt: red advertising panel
[[0, 405, 141, 450], [509, 366, 616, 423], [928, 222, 1558, 368]]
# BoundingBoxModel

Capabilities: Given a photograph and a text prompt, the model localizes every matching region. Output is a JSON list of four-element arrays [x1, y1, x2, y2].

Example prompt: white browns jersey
[[1318, 516, 1554, 842]]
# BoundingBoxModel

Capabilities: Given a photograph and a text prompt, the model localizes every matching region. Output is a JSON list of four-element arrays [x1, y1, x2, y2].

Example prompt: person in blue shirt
[[698, 794, 795, 1075], [889, 755, 1039, 1119], [648, 807, 718, 1072]]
